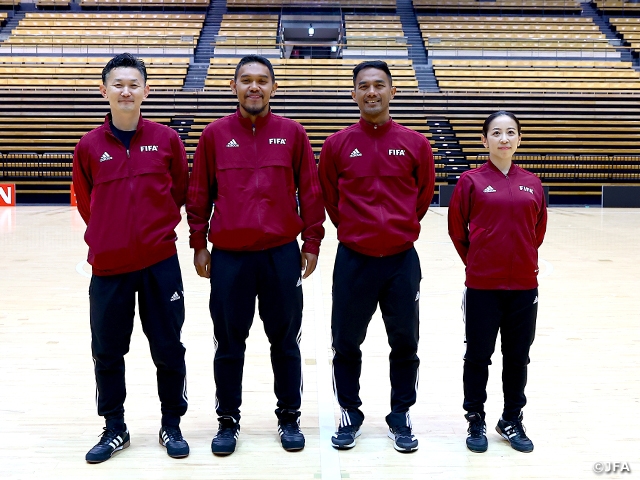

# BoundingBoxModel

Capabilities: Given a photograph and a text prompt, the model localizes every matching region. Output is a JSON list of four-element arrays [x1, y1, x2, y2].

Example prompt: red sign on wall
[[0, 184, 16, 206], [70, 183, 77, 206]]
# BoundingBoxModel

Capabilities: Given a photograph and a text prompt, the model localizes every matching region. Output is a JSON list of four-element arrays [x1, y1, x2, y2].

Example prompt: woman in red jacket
[[448, 111, 547, 454]]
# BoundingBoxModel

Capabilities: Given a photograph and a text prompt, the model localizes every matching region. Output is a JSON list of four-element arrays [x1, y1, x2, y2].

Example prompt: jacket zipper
[[252, 123, 262, 228], [373, 132, 384, 257], [506, 171, 515, 287]]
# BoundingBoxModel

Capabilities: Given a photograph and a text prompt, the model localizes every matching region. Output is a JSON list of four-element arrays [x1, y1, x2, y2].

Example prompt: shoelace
[[163, 427, 183, 442], [392, 426, 413, 438], [280, 421, 301, 435], [97, 427, 123, 445], [509, 420, 527, 438], [217, 422, 238, 438], [468, 420, 486, 437]]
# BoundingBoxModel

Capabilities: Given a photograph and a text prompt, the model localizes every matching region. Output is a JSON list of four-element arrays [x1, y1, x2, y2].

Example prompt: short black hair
[[352, 60, 393, 86], [102, 53, 147, 85], [482, 111, 521, 136], [234, 55, 275, 83]]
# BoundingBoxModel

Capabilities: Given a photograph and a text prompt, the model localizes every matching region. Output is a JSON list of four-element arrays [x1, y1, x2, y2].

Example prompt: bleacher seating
[[594, 0, 640, 14], [432, 59, 640, 91], [1, 12, 204, 55], [609, 17, 640, 55], [0, 6, 639, 204], [35, 0, 71, 8], [0, 56, 189, 88], [226, 0, 396, 9], [204, 57, 419, 89], [213, 14, 279, 56], [79, 0, 209, 9], [343, 15, 408, 57], [450, 118, 640, 157], [412, 0, 582, 13], [420, 15, 617, 58]]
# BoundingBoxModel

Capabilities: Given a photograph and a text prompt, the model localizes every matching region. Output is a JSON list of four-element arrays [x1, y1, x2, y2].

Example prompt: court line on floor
[[312, 265, 341, 480]]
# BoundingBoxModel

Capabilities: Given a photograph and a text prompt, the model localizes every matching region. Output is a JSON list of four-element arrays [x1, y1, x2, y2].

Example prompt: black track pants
[[331, 244, 421, 428], [90, 254, 187, 429], [209, 241, 303, 421], [462, 287, 538, 421]]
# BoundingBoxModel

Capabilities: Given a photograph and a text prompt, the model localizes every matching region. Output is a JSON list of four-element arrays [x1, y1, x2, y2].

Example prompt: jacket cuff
[[301, 240, 320, 256], [190, 235, 208, 251]]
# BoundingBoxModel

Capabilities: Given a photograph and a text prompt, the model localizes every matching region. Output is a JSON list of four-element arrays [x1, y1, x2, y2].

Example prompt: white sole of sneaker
[[331, 428, 361, 450], [86, 440, 130, 464], [387, 431, 418, 453], [496, 428, 534, 453], [158, 439, 190, 459]]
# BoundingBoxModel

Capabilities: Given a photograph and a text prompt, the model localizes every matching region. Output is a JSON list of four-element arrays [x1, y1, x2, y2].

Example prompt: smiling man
[[73, 53, 189, 463], [186, 55, 325, 456], [318, 60, 435, 453]]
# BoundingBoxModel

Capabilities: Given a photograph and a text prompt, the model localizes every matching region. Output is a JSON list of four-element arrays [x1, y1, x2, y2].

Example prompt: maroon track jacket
[[186, 109, 325, 255], [319, 118, 435, 257], [73, 114, 188, 276], [448, 161, 547, 290]]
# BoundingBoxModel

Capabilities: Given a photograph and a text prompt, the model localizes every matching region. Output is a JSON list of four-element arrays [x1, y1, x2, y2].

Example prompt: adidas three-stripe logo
[[170, 291, 181, 302], [99, 152, 113, 162], [109, 434, 125, 450], [350, 148, 362, 158], [226, 139, 239, 148]]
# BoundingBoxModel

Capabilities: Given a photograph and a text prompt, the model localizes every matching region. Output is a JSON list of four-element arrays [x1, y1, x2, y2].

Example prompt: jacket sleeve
[[186, 124, 216, 251], [447, 175, 472, 266], [294, 124, 325, 256], [415, 135, 435, 221], [318, 137, 340, 228], [169, 130, 189, 208], [72, 139, 92, 226], [535, 185, 548, 248]]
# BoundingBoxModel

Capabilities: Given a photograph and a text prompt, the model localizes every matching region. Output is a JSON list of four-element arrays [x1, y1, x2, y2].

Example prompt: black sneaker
[[496, 413, 534, 453], [85, 426, 130, 464], [211, 416, 240, 456], [388, 425, 419, 453], [278, 416, 305, 451], [159, 425, 189, 458], [331, 424, 362, 449], [464, 412, 488, 453]]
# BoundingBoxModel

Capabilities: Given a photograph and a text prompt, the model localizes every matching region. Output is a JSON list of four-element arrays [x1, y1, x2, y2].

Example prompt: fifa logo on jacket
[[519, 185, 534, 195], [389, 149, 406, 156], [140, 145, 159, 152], [269, 138, 287, 144]]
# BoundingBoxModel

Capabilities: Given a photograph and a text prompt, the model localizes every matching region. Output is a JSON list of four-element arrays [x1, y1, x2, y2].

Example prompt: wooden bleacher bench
[[25, 12, 206, 20], [79, 0, 209, 6], [433, 58, 640, 92], [205, 58, 418, 90], [4, 12, 204, 57]]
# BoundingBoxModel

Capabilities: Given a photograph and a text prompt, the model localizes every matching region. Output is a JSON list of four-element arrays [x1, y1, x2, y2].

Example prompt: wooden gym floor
[[0, 206, 638, 480]]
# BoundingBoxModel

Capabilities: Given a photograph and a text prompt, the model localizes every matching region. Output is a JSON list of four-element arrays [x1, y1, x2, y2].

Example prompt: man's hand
[[301, 252, 318, 279], [194, 248, 211, 278]]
